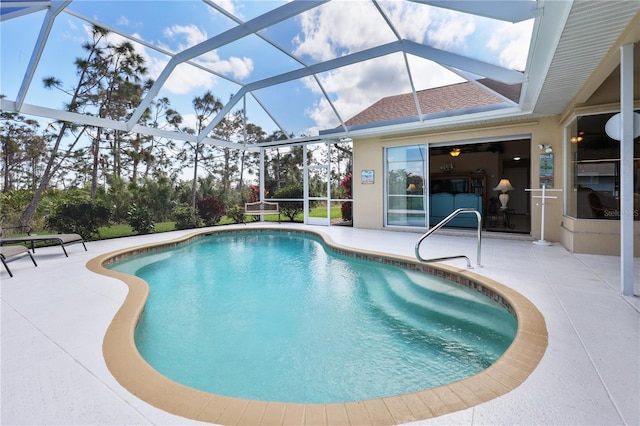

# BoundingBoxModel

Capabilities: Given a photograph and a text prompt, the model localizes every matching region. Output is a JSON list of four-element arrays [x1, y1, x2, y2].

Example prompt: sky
[[0, 0, 534, 140]]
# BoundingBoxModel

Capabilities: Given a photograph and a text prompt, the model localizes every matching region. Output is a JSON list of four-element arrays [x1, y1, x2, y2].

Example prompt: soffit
[[533, 0, 640, 116], [584, 42, 640, 106]]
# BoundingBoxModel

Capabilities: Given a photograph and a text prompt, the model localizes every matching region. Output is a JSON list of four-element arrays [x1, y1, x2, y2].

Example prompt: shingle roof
[[344, 79, 522, 128]]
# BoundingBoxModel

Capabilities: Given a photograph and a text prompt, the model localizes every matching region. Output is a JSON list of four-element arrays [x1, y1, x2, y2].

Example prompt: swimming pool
[[109, 231, 517, 404], [90, 225, 548, 424]]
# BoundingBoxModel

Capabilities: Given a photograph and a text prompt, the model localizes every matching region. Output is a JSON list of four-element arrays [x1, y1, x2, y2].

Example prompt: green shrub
[[226, 205, 246, 224], [46, 200, 112, 240], [0, 190, 33, 227], [272, 184, 303, 221], [106, 176, 133, 223], [172, 205, 204, 230], [127, 203, 155, 235], [196, 195, 226, 226]]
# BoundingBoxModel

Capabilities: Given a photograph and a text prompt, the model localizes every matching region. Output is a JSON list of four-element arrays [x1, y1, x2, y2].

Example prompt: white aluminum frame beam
[[3, 0, 531, 145], [0, 99, 246, 151], [0, 1, 50, 21], [414, 0, 539, 23], [127, 0, 327, 130], [204, 1, 349, 135], [15, 0, 71, 110], [198, 39, 524, 140]]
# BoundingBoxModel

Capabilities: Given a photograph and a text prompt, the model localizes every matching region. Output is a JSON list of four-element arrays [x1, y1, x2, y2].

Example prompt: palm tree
[[188, 91, 222, 208]]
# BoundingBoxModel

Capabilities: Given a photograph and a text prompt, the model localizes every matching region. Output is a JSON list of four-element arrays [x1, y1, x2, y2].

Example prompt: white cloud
[[487, 20, 534, 70], [88, 25, 220, 95], [66, 18, 78, 31], [211, 0, 239, 17], [292, 2, 407, 129], [384, 2, 431, 42], [426, 11, 476, 51], [98, 24, 254, 95], [164, 24, 208, 49], [292, 1, 396, 61], [164, 62, 218, 95], [210, 55, 253, 80], [407, 57, 465, 91], [162, 24, 254, 86], [179, 112, 198, 132], [305, 56, 408, 129]]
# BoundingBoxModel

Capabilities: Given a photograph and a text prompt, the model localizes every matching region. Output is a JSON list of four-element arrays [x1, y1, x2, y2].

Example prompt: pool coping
[[87, 225, 548, 425]]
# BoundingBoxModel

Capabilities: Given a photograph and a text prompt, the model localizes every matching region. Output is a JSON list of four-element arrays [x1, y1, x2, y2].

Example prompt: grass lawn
[[96, 204, 347, 240], [98, 222, 177, 239]]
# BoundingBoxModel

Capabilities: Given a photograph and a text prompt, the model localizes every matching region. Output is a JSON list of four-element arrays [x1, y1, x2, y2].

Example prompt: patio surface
[[1, 223, 638, 425]]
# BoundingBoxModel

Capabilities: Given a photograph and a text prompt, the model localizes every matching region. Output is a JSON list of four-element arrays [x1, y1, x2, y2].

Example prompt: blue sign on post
[[539, 153, 553, 188]]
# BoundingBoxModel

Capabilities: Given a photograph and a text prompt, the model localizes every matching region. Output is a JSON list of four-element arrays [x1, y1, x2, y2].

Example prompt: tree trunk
[[114, 129, 121, 178], [18, 122, 69, 226], [238, 150, 246, 191], [91, 128, 101, 199], [190, 142, 199, 208], [2, 140, 10, 192]]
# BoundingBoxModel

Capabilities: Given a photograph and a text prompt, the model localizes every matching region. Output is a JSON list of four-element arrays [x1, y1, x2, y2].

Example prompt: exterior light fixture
[[449, 147, 461, 157], [538, 143, 553, 153]]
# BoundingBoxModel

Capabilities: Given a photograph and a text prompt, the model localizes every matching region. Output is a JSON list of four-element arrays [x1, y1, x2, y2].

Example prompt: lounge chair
[[0, 226, 87, 257], [1, 245, 38, 277]]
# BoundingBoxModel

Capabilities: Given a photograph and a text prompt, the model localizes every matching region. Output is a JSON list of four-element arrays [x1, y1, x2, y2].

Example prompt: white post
[[325, 141, 331, 224], [303, 144, 309, 224], [539, 184, 547, 244], [259, 148, 265, 203], [259, 148, 265, 221], [526, 184, 562, 246], [619, 44, 634, 296]]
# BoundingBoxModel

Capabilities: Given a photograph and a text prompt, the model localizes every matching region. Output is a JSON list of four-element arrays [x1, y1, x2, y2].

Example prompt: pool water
[[110, 231, 517, 404]]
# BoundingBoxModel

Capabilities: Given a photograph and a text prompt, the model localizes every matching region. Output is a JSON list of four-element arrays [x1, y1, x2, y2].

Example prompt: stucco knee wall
[[561, 216, 640, 256]]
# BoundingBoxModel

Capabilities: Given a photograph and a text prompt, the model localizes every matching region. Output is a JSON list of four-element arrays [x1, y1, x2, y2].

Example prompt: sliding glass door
[[385, 145, 427, 227]]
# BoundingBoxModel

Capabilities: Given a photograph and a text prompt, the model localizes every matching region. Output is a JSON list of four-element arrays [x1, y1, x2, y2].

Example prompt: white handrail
[[415, 208, 482, 268]]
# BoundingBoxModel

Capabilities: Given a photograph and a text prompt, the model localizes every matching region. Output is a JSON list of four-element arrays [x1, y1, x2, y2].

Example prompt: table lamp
[[494, 178, 514, 209]]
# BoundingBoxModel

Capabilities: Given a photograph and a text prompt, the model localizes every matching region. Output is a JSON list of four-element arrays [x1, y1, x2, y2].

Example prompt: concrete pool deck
[[1, 223, 639, 425]]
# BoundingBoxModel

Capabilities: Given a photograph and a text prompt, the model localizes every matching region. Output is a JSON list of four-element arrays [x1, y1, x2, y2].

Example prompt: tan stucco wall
[[353, 117, 564, 243], [561, 216, 640, 256]]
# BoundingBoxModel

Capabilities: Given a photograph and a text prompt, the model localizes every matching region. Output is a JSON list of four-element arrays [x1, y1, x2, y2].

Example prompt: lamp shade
[[494, 179, 514, 192]]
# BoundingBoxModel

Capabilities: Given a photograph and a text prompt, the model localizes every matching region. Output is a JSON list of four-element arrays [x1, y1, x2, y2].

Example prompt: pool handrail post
[[415, 208, 483, 268]]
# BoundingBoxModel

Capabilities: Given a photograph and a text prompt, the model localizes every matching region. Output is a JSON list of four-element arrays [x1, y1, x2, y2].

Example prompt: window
[[385, 145, 427, 227], [567, 112, 640, 220]]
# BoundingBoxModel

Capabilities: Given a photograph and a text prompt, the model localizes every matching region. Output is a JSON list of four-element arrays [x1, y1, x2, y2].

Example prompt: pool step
[[362, 267, 515, 360], [387, 269, 516, 339]]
